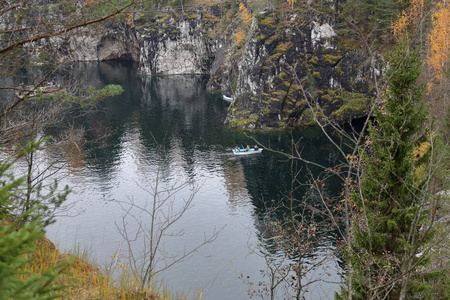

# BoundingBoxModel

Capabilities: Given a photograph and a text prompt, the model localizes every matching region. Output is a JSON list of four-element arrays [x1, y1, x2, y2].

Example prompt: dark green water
[[46, 61, 344, 299]]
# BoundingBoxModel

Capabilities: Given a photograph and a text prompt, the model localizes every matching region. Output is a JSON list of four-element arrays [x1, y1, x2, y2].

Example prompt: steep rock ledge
[[135, 8, 220, 75], [28, 23, 139, 62], [220, 5, 381, 129]]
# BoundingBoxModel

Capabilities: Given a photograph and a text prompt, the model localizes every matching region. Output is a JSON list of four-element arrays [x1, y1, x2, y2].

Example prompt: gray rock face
[[219, 6, 381, 128], [24, 23, 139, 63], [136, 11, 217, 75], [62, 24, 140, 62], [311, 21, 337, 50]]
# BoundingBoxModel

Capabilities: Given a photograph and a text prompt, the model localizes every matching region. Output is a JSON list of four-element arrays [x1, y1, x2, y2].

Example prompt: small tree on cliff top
[[337, 41, 438, 299]]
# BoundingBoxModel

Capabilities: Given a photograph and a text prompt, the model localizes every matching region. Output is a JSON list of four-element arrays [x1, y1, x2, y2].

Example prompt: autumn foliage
[[392, 0, 424, 39], [239, 2, 252, 27], [126, 12, 134, 27], [234, 29, 246, 46], [233, 2, 252, 46], [427, 1, 450, 82]]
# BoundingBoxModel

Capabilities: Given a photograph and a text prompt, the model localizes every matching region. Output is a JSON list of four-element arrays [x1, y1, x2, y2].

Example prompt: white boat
[[223, 94, 233, 102], [233, 147, 263, 156]]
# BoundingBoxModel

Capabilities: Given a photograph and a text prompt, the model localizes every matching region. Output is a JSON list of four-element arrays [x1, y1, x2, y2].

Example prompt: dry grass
[[26, 238, 165, 300]]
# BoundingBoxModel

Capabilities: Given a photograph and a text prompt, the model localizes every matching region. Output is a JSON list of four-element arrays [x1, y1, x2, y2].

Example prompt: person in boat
[[246, 145, 250, 152], [254, 145, 258, 150]]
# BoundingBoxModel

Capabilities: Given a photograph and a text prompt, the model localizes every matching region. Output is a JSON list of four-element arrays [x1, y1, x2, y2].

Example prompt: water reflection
[[44, 61, 343, 299]]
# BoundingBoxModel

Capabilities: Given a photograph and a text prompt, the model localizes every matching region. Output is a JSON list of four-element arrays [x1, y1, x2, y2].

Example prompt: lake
[[45, 61, 344, 299]]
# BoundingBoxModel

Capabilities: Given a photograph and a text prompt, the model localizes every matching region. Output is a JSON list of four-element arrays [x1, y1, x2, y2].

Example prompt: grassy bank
[[27, 238, 166, 300]]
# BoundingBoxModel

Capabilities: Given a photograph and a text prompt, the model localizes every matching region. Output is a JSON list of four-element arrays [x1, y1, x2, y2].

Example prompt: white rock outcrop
[[138, 18, 216, 75], [311, 21, 336, 50]]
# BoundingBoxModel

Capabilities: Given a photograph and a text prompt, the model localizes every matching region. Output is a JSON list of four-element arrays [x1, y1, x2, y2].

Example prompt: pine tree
[[0, 142, 67, 299], [342, 42, 433, 299]]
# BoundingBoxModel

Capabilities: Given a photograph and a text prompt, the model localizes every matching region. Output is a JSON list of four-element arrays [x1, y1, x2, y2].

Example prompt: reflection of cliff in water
[[238, 129, 344, 249], [139, 75, 209, 146], [236, 130, 344, 293], [50, 64, 234, 190], [71, 61, 143, 187], [138, 75, 230, 150], [222, 158, 253, 214], [238, 129, 341, 205]]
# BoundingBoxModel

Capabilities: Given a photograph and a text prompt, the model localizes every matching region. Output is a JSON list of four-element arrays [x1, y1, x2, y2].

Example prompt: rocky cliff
[[214, 3, 381, 128], [134, 7, 219, 75], [133, 2, 380, 129], [24, 1, 380, 129], [55, 22, 139, 62], [17, 3, 140, 62]]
